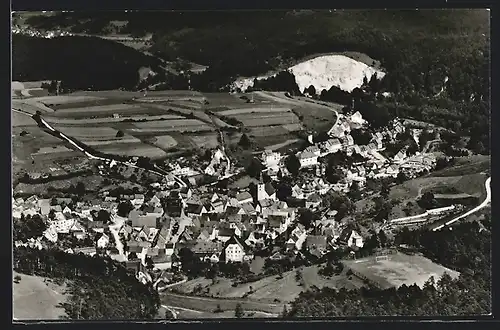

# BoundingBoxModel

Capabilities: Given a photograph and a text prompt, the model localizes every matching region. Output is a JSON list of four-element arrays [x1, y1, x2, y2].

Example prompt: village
[[12, 107, 456, 289]]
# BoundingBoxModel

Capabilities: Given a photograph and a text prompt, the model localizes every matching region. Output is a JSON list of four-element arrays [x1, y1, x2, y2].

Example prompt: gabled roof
[[218, 227, 235, 237], [240, 202, 256, 214], [264, 182, 276, 196], [225, 206, 242, 216], [186, 203, 204, 215], [299, 151, 316, 159], [236, 191, 253, 202]]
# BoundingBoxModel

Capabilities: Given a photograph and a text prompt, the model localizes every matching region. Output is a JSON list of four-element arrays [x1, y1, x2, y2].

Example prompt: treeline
[[13, 246, 161, 320], [287, 221, 491, 317], [23, 11, 489, 101], [12, 34, 164, 91]]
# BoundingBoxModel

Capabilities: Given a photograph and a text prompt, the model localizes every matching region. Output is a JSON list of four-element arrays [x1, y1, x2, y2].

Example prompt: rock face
[[232, 55, 385, 93]]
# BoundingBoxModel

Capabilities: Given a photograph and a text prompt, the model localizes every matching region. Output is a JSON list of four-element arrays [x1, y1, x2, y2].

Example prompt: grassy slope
[[13, 272, 69, 320]]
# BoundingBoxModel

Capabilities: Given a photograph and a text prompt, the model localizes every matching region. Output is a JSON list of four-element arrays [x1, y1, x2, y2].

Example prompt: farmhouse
[[222, 235, 253, 263], [338, 228, 364, 248]]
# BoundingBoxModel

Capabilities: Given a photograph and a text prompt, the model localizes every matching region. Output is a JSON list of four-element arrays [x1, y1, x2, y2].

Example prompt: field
[[12, 111, 38, 127], [30, 95, 105, 106], [162, 292, 282, 315], [95, 142, 167, 159], [172, 264, 363, 307], [49, 104, 172, 119], [12, 89, 340, 162], [53, 125, 142, 145], [13, 272, 68, 320], [429, 155, 491, 177], [150, 135, 178, 149], [43, 114, 185, 125], [344, 253, 460, 289]]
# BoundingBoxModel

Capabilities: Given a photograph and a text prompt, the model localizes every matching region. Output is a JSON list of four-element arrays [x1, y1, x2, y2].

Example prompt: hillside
[[12, 34, 165, 91]]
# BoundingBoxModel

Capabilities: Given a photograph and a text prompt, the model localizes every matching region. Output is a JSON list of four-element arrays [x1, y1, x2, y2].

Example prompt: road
[[433, 176, 491, 231], [108, 214, 126, 259]]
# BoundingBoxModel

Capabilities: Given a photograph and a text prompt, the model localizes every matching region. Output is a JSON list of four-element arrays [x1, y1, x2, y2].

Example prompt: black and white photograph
[[11, 9, 491, 320]]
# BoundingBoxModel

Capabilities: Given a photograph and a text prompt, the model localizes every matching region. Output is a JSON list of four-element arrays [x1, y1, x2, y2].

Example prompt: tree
[[348, 181, 362, 201], [75, 181, 86, 196], [281, 304, 289, 318], [97, 210, 111, 224], [396, 172, 408, 185], [298, 208, 314, 229], [116, 130, 124, 138], [234, 303, 244, 318], [238, 133, 251, 149], [117, 200, 134, 217], [378, 230, 388, 248], [246, 158, 263, 179], [285, 154, 301, 177], [305, 85, 316, 96]]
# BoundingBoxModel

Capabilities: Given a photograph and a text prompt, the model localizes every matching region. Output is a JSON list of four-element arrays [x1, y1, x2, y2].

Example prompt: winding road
[[433, 176, 491, 231]]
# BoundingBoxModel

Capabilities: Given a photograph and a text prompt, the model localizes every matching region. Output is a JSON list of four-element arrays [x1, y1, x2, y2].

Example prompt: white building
[[298, 151, 318, 168], [261, 150, 282, 170]]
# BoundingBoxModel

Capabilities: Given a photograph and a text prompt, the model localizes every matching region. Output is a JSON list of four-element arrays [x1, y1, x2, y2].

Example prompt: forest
[[13, 246, 161, 320], [287, 221, 491, 317], [12, 34, 164, 91]]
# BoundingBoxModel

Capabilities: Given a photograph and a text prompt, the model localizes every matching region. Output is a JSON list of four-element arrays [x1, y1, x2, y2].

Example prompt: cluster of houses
[[13, 171, 368, 276], [260, 113, 437, 191]]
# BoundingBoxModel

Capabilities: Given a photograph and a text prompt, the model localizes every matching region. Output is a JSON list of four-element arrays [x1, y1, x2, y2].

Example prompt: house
[[62, 206, 72, 216], [255, 182, 276, 202], [149, 195, 162, 208], [267, 214, 288, 234], [306, 193, 322, 209], [191, 240, 224, 261], [87, 221, 105, 233], [261, 150, 282, 169], [328, 124, 345, 138], [245, 231, 265, 248], [49, 218, 75, 234], [324, 138, 342, 153], [394, 149, 407, 163], [236, 191, 253, 205], [151, 253, 173, 270], [117, 223, 132, 240], [69, 221, 87, 240], [186, 203, 207, 217], [96, 233, 110, 249], [73, 247, 97, 256], [222, 235, 253, 263], [386, 164, 400, 177], [240, 202, 256, 216], [164, 191, 183, 217], [197, 229, 211, 241], [131, 194, 145, 207], [349, 111, 366, 127], [298, 151, 318, 168], [43, 226, 58, 243], [304, 145, 321, 157], [344, 135, 355, 147], [153, 225, 170, 249], [291, 184, 305, 199], [216, 227, 235, 243], [338, 228, 364, 248]]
